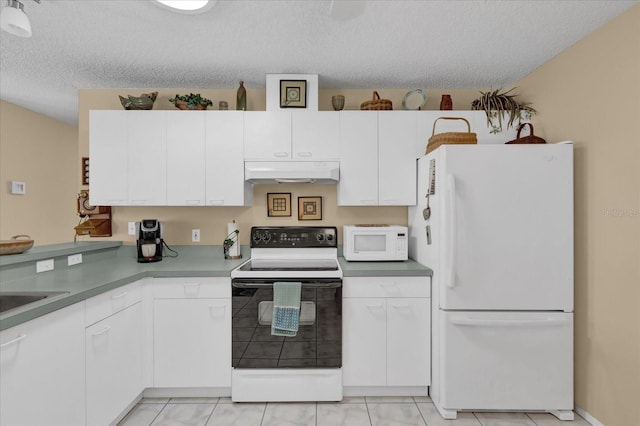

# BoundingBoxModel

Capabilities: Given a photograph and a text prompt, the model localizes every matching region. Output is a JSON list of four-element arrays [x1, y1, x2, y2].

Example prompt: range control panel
[[250, 226, 337, 248]]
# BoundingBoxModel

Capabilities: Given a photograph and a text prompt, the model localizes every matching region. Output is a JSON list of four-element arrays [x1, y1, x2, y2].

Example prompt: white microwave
[[343, 225, 408, 261]]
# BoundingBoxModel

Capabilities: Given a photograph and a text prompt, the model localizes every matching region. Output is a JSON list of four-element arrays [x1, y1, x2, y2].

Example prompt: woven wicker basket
[[506, 123, 546, 144], [360, 91, 393, 110], [425, 117, 477, 154]]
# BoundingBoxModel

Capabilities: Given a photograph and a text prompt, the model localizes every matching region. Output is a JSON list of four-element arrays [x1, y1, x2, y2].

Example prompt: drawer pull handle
[[209, 305, 226, 317], [365, 303, 384, 310], [0, 334, 27, 348], [92, 326, 111, 336], [391, 303, 411, 309], [111, 292, 127, 300]]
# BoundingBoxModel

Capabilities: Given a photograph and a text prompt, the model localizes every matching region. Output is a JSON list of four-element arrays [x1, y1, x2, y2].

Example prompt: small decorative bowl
[[119, 91, 158, 110]]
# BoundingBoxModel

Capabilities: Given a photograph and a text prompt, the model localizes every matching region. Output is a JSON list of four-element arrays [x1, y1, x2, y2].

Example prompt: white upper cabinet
[[128, 111, 167, 205], [378, 111, 417, 206], [166, 111, 206, 205], [338, 111, 378, 206], [244, 111, 291, 160], [291, 111, 340, 160], [90, 110, 167, 206], [89, 110, 128, 205], [205, 111, 252, 206], [338, 111, 416, 206], [244, 111, 340, 161]]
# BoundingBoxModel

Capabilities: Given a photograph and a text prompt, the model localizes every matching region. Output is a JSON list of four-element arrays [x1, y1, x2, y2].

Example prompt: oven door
[[232, 278, 342, 369]]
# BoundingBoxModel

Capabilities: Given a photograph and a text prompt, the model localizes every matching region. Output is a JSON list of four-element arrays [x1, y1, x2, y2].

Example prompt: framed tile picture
[[280, 79, 307, 108], [266, 74, 318, 111], [298, 196, 322, 220], [267, 192, 292, 217]]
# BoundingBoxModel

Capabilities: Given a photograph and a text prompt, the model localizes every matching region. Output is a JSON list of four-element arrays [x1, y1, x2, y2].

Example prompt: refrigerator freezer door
[[440, 144, 573, 311], [439, 311, 573, 411]]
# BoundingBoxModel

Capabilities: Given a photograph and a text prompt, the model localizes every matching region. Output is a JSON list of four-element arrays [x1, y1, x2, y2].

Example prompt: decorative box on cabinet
[[0, 302, 86, 426], [342, 276, 431, 394]]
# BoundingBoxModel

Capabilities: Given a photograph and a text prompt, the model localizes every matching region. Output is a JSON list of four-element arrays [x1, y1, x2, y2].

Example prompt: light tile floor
[[118, 396, 593, 426]]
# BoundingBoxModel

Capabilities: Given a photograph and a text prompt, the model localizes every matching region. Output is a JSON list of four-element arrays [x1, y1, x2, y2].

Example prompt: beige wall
[[0, 101, 78, 245], [77, 87, 481, 246], [516, 5, 640, 426]]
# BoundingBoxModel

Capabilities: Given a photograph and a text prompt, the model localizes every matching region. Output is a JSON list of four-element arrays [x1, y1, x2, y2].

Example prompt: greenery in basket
[[471, 87, 536, 134], [169, 93, 213, 109]]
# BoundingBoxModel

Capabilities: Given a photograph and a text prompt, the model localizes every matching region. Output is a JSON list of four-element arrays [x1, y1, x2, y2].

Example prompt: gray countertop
[[1, 242, 431, 331]]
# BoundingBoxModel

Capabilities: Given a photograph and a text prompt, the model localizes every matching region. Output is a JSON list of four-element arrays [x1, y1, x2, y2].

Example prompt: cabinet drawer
[[343, 276, 430, 298], [152, 277, 230, 299], [85, 281, 142, 326]]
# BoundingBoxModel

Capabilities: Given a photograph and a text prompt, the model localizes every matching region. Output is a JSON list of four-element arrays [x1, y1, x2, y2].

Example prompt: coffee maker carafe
[[136, 219, 163, 263]]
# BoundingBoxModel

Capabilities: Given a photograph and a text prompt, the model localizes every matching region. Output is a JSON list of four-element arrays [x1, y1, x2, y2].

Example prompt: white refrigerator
[[408, 143, 574, 421]]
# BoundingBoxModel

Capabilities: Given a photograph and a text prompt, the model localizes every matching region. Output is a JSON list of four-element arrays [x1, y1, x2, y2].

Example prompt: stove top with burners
[[231, 226, 342, 280]]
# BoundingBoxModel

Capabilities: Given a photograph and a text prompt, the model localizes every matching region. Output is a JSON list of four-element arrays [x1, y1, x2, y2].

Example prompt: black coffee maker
[[136, 219, 163, 263]]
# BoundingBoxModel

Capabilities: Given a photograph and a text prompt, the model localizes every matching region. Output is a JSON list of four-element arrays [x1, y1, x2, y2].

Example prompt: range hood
[[245, 161, 339, 184]]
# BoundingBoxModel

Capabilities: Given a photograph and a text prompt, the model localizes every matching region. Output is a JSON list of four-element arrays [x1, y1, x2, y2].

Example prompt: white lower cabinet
[[0, 302, 86, 426], [153, 278, 232, 388], [86, 302, 143, 426], [343, 277, 431, 388]]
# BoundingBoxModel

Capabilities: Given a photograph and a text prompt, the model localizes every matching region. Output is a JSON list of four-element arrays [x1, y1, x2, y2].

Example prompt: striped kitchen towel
[[271, 281, 302, 337]]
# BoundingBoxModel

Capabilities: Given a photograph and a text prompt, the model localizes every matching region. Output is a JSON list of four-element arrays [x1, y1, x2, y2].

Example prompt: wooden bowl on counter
[[0, 235, 34, 255]]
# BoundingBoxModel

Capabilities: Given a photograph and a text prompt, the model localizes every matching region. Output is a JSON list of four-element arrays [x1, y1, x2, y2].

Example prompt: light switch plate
[[10, 181, 26, 195], [36, 259, 54, 273], [192, 229, 200, 242], [128, 222, 136, 236]]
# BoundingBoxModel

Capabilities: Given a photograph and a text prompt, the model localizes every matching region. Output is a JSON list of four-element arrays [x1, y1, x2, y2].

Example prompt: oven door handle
[[232, 281, 342, 289]]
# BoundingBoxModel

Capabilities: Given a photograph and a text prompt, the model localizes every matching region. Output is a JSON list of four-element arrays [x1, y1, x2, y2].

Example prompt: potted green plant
[[471, 87, 536, 134], [169, 93, 213, 110]]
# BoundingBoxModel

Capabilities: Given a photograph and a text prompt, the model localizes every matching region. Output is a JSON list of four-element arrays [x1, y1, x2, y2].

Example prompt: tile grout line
[[202, 400, 218, 426], [259, 401, 268, 426], [147, 400, 169, 426], [414, 399, 428, 426]]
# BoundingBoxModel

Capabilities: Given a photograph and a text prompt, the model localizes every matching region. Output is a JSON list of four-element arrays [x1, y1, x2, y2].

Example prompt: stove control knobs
[[316, 233, 325, 242], [326, 233, 334, 242], [263, 233, 271, 242], [252, 232, 262, 243]]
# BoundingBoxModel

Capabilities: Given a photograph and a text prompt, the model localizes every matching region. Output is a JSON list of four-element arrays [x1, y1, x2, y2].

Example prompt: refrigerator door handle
[[450, 317, 568, 327], [446, 173, 457, 288]]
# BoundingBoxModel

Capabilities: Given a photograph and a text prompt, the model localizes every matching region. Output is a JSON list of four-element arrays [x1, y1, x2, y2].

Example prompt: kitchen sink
[[0, 291, 69, 314]]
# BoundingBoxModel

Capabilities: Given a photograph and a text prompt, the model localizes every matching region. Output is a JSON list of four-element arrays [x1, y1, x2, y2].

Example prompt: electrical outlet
[[67, 253, 83, 266], [192, 229, 201, 242], [36, 259, 54, 273], [128, 222, 136, 235]]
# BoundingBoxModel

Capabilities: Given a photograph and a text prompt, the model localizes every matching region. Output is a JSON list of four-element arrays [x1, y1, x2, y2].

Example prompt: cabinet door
[[0, 302, 85, 426], [386, 298, 430, 386], [166, 111, 206, 205], [127, 111, 167, 205], [86, 303, 143, 426], [378, 111, 417, 206], [244, 111, 291, 160], [342, 298, 386, 386], [89, 110, 128, 205], [154, 298, 231, 387], [337, 111, 378, 206], [205, 111, 252, 206], [291, 111, 340, 160]]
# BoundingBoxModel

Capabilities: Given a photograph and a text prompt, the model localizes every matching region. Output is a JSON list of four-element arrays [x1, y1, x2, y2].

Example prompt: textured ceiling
[[0, 0, 637, 125]]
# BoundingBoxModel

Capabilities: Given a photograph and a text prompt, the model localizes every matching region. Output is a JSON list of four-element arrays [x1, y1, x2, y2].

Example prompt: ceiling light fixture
[[154, 0, 216, 14], [1, 0, 39, 38]]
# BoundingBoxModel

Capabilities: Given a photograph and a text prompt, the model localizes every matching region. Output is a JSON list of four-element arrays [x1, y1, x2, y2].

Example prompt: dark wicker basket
[[506, 123, 546, 144]]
